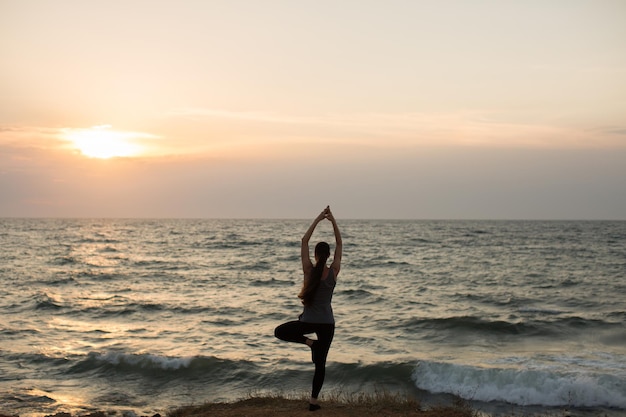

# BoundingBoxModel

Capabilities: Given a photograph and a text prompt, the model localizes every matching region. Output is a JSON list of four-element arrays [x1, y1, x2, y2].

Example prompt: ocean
[[1, 219, 625, 416]]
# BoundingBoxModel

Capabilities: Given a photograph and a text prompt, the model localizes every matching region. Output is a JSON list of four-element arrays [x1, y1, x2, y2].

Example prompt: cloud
[[0, 125, 57, 148], [598, 127, 626, 136], [166, 108, 626, 150], [168, 108, 306, 124]]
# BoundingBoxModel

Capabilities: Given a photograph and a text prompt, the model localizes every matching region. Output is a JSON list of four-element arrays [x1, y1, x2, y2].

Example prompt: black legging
[[274, 320, 335, 399]]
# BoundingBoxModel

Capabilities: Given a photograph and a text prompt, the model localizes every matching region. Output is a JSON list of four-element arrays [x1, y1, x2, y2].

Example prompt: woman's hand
[[325, 207, 335, 223], [316, 206, 330, 222]]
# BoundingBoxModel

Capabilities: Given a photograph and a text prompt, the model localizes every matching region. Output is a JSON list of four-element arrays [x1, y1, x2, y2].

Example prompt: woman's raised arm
[[327, 208, 342, 277], [301, 207, 329, 273]]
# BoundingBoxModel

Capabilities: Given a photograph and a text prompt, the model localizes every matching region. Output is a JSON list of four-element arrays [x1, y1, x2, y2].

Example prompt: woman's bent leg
[[274, 320, 309, 344]]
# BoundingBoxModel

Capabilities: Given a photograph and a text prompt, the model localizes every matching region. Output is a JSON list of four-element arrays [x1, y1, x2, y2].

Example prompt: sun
[[64, 125, 145, 159]]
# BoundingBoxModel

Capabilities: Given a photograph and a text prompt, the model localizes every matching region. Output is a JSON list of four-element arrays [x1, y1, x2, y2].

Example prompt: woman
[[274, 206, 342, 411]]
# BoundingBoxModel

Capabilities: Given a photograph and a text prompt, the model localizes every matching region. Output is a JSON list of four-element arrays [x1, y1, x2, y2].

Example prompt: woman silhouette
[[274, 206, 343, 411]]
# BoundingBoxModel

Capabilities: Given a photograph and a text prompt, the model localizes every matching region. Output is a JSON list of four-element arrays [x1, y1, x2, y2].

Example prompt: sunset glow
[[64, 125, 146, 159]]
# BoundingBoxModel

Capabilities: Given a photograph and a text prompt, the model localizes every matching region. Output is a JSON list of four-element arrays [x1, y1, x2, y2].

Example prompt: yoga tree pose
[[274, 206, 343, 411]]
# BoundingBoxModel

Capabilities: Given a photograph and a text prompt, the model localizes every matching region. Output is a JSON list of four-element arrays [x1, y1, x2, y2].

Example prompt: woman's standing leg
[[275, 321, 335, 409], [310, 324, 335, 401]]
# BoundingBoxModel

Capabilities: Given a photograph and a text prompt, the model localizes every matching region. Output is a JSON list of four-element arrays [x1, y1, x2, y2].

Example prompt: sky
[[1, 0, 625, 219]]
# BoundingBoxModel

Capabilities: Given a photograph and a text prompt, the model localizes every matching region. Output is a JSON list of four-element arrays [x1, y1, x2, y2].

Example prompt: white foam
[[412, 360, 626, 408], [94, 351, 194, 370]]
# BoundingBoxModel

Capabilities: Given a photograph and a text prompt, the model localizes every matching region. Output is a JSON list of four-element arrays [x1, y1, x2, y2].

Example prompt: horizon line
[[1, 216, 624, 222]]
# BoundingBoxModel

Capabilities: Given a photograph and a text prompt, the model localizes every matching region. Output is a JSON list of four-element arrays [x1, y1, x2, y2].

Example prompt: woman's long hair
[[298, 242, 330, 306]]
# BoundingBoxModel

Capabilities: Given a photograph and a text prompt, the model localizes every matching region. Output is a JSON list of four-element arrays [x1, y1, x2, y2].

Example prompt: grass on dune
[[167, 388, 477, 417]]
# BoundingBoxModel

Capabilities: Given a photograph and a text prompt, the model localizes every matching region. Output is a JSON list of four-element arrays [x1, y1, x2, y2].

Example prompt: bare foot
[[309, 397, 320, 411]]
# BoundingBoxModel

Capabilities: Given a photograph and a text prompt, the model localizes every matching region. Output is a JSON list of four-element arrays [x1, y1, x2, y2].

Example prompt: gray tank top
[[299, 268, 336, 324]]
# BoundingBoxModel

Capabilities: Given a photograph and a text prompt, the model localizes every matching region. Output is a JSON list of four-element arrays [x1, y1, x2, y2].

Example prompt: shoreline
[[0, 394, 473, 417]]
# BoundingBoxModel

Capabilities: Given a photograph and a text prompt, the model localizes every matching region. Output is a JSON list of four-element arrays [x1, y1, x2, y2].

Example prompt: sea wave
[[5, 350, 626, 412], [329, 361, 417, 387], [51, 256, 78, 265], [34, 292, 64, 310], [250, 278, 294, 287], [397, 315, 624, 338], [67, 352, 260, 379], [412, 360, 626, 408]]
